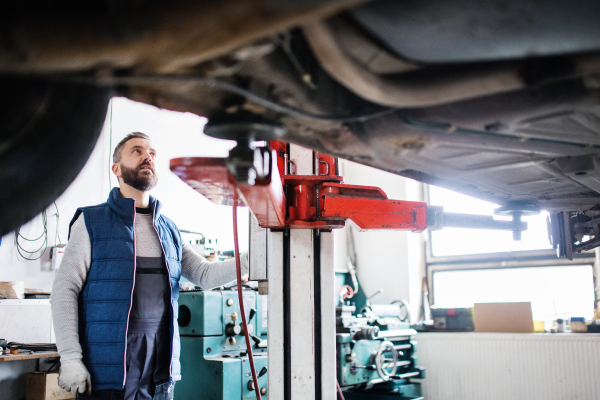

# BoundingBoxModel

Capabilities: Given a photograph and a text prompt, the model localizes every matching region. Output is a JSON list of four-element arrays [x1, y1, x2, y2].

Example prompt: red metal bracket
[[170, 141, 427, 232], [320, 183, 427, 232]]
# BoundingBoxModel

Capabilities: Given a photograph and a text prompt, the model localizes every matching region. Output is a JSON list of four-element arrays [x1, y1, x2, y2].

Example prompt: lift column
[[266, 144, 337, 400]]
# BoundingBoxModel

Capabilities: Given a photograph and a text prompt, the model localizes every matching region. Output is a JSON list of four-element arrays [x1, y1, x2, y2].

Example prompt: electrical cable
[[15, 211, 48, 261], [233, 198, 262, 400], [67, 75, 396, 123], [15, 212, 46, 242], [53, 202, 62, 245]]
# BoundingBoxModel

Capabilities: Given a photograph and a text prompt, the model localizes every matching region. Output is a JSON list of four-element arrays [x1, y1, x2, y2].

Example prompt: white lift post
[[250, 144, 337, 400]]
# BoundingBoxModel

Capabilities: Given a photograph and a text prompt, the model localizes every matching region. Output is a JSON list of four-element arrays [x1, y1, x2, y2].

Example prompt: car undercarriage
[[2, 0, 600, 257]]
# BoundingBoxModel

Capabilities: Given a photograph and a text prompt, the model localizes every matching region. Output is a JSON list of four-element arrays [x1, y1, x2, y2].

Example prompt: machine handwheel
[[391, 299, 411, 322], [373, 340, 398, 381]]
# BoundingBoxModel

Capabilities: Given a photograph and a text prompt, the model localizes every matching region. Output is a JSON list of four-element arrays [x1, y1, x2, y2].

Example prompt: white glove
[[58, 359, 92, 395]]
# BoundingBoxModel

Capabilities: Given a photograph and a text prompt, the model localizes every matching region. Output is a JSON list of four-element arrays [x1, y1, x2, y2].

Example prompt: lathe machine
[[176, 288, 269, 400], [336, 303, 424, 400], [175, 285, 424, 400]]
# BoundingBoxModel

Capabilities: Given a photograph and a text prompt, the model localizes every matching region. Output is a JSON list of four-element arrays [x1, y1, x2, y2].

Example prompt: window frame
[[424, 184, 597, 306], [427, 251, 596, 305]]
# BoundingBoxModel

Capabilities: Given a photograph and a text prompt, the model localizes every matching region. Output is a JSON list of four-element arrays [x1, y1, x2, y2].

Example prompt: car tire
[[0, 76, 112, 236]]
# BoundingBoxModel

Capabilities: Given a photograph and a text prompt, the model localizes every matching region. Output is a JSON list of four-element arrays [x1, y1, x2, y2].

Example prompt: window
[[428, 185, 552, 257], [426, 185, 597, 321], [433, 265, 595, 320]]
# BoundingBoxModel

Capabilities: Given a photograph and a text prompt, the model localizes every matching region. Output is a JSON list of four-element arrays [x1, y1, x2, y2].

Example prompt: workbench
[[0, 351, 59, 362]]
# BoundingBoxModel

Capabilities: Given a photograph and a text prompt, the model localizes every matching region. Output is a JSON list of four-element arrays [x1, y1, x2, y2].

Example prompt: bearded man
[[51, 132, 248, 400]]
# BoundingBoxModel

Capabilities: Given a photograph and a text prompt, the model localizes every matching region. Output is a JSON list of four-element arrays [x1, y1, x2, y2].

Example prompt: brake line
[[233, 199, 262, 400]]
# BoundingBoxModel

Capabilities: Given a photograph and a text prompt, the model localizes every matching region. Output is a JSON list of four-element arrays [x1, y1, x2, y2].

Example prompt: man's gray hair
[[113, 132, 151, 163]]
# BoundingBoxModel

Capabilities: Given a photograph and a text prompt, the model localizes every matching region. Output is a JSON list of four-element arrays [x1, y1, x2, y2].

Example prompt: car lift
[[170, 120, 534, 400]]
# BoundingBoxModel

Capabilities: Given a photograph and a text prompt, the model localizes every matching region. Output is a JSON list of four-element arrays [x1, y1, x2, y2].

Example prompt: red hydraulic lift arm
[[170, 140, 428, 232]]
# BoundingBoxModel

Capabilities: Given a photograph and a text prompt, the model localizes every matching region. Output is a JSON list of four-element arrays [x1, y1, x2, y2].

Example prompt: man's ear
[[111, 163, 120, 179]]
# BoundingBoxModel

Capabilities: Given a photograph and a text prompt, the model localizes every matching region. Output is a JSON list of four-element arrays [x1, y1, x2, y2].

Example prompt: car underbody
[[2, 0, 600, 257]]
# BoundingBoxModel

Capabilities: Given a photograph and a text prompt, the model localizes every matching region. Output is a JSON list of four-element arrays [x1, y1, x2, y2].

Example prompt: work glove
[[58, 359, 92, 395]]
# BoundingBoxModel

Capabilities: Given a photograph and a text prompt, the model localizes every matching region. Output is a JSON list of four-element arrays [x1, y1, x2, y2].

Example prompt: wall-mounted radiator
[[416, 332, 600, 400]]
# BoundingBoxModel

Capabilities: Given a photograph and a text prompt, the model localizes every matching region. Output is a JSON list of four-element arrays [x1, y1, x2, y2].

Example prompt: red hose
[[336, 379, 345, 400], [340, 285, 355, 300], [233, 199, 262, 400]]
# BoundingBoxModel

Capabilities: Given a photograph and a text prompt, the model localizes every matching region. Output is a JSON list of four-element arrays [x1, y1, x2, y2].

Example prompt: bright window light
[[433, 265, 595, 320], [429, 185, 552, 256]]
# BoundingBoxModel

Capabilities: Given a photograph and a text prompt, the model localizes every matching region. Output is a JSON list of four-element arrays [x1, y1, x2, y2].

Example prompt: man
[[51, 132, 248, 400]]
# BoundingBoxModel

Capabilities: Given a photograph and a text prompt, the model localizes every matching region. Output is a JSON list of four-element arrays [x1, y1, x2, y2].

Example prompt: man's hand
[[58, 359, 92, 395]]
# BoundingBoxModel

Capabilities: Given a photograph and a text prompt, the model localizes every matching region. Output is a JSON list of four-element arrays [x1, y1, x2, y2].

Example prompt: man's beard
[[121, 162, 158, 192]]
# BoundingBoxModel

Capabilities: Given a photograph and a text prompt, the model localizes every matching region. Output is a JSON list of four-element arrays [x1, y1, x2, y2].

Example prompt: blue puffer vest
[[69, 188, 182, 390]]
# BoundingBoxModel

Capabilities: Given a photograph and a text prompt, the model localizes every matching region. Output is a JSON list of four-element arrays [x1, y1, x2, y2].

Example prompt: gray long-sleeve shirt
[[51, 212, 248, 363]]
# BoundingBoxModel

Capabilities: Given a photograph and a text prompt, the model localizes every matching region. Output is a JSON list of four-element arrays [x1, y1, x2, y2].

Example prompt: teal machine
[[175, 288, 424, 400], [176, 288, 268, 400], [336, 303, 425, 400]]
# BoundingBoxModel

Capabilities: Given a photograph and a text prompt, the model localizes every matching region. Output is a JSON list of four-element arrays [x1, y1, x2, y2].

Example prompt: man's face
[[114, 138, 158, 192]]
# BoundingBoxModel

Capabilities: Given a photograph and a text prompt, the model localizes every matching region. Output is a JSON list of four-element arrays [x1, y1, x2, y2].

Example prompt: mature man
[[51, 132, 248, 400]]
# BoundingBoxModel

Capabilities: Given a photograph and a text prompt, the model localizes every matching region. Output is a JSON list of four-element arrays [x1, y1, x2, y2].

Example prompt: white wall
[[335, 160, 426, 320], [107, 97, 249, 251]]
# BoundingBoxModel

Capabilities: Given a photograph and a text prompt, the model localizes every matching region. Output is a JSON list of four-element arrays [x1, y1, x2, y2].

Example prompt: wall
[[335, 160, 426, 321], [106, 97, 249, 252]]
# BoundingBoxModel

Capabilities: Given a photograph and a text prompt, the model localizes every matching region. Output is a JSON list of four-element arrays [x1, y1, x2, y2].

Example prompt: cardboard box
[[26, 372, 75, 400], [473, 302, 534, 333]]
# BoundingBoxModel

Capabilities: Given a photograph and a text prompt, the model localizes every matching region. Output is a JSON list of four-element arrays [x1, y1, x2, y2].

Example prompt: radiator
[[415, 332, 600, 400]]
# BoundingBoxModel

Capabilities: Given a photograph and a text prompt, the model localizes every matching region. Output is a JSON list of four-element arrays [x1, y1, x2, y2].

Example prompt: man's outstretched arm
[[180, 242, 249, 289], [50, 215, 92, 394]]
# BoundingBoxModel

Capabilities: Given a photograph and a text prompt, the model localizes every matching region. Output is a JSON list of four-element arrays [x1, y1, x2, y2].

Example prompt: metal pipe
[[304, 20, 600, 108], [303, 21, 525, 107], [442, 212, 527, 232]]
